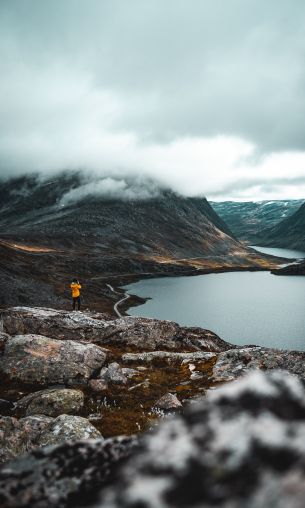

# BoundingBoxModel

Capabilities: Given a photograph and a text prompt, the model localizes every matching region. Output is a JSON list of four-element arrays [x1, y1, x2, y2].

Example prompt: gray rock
[[98, 370, 305, 508], [16, 388, 84, 417], [154, 393, 182, 410], [100, 362, 128, 385], [122, 351, 217, 365], [0, 307, 116, 343], [212, 347, 305, 383], [0, 307, 234, 352], [0, 436, 138, 508], [38, 414, 101, 447], [0, 334, 106, 386], [0, 414, 101, 463], [89, 379, 108, 392]]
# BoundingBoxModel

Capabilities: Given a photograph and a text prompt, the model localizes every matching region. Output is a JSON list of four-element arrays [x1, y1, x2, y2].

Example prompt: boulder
[[154, 393, 182, 410], [0, 436, 138, 508], [16, 388, 84, 417], [0, 334, 106, 386], [37, 414, 101, 447], [0, 307, 116, 343], [100, 362, 128, 385], [0, 414, 101, 463], [212, 347, 305, 383], [122, 351, 217, 365], [98, 370, 305, 507]]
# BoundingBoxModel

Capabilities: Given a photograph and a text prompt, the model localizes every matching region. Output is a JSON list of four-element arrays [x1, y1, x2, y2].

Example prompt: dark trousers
[[72, 296, 81, 310]]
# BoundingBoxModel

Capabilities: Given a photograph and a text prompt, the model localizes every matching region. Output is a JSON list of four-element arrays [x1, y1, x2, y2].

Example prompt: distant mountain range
[[211, 200, 304, 244], [0, 172, 279, 308], [259, 201, 305, 252]]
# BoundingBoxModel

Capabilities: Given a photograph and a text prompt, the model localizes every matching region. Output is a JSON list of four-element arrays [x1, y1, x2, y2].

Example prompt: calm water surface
[[124, 247, 305, 351]]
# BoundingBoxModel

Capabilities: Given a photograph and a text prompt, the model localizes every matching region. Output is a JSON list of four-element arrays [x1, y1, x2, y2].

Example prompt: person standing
[[70, 279, 81, 310]]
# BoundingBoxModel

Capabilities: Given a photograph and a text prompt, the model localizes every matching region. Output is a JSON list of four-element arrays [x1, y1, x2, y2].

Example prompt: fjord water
[[124, 247, 305, 351]]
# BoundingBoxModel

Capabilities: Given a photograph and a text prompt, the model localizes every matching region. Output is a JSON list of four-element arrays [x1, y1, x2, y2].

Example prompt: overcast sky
[[1, 0, 305, 200]]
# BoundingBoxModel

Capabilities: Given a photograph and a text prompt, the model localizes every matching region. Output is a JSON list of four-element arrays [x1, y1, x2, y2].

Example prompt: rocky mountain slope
[[0, 172, 282, 309], [211, 200, 303, 243], [259, 201, 305, 251], [1, 307, 305, 507]]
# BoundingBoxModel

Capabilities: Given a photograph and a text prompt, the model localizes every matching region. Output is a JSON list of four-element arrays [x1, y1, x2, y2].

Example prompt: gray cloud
[[1, 1, 305, 200]]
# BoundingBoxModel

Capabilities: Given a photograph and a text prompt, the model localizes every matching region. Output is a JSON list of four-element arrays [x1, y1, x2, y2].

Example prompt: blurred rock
[[99, 370, 305, 507], [0, 436, 138, 508]]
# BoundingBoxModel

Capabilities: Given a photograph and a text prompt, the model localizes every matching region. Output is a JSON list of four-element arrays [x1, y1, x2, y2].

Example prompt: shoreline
[[101, 260, 289, 318]]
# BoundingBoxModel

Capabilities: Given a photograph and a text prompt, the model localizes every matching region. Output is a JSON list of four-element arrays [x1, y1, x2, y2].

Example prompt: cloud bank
[[1, 0, 305, 200]]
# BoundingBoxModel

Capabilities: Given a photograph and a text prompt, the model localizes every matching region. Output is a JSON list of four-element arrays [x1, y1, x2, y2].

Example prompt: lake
[[124, 247, 305, 351]]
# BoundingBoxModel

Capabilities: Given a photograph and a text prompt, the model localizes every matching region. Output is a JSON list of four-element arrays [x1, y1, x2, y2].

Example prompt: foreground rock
[[0, 436, 138, 508], [0, 414, 101, 463], [16, 388, 84, 417], [98, 370, 305, 507], [0, 334, 106, 386], [212, 347, 305, 382], [3, 370, 305, 507], [0, 307, 234, 352]]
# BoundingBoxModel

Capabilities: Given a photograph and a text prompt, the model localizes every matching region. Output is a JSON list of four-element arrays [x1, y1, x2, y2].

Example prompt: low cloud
[[1, 1, 305, 201], [59, 175, 163, 204]]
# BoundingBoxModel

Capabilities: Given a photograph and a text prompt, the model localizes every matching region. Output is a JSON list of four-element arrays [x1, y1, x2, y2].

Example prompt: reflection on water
[[125, 247, 305, 351]]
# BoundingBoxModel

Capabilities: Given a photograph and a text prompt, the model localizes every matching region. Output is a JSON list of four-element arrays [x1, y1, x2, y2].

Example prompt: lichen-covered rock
[[0, 307, 116, 343], [37, 414, 101, 447], [0, 436, 138, 508], [0, 307, 233, 352], [122, 351, 217, 365], [100, 363, 128, 385], [154, 393, 182, 410], [16, 388, 84, 417], [0, 334, 106, 386], [212, 347, 305, 383], [98, 370, 305, 508], [0, 414, 101, 463], [110, 317, 232, 351]]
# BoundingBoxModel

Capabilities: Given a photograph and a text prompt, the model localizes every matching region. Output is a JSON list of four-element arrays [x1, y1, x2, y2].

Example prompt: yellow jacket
[[71, 283, 81, 297]]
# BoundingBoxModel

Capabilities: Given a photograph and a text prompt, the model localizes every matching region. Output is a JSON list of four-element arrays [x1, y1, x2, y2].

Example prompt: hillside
[[0, 172, 283, 309], [259, 201, 305, 252], [211, 200, 303, 243]]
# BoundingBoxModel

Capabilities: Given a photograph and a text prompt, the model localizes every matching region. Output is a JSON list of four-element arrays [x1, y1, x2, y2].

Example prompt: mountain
[[260, 201, 305, 252], [0, 172, 283, 309], [211, 200, 303, 244]]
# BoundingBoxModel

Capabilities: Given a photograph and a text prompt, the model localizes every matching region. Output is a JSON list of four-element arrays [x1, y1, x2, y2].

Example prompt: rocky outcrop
[[0, 436, 138, 508], [0, 414, 101, 463], [211, 347, 305, 383], [15, 388, 84, 417], [3, 371, 305, 507], [0, 307, 235, 352], [0, 334, 106, 386], [98, 370, 305, 507], [0, 307, 115, 342]]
